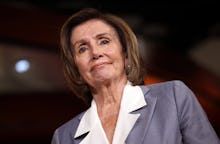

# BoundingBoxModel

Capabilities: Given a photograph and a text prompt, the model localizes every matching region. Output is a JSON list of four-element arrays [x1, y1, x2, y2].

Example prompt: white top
[[74, 81, 147, 144]]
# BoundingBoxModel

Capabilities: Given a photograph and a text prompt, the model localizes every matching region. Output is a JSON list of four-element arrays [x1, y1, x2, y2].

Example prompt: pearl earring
[[126, 64, 131, 75]]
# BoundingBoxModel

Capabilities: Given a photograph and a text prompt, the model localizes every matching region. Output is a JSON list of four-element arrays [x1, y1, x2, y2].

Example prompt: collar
[[74, 81, 147, 143]]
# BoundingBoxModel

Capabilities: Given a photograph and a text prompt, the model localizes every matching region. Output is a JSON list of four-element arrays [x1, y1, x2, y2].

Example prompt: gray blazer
[[51, 80, 220, 144]]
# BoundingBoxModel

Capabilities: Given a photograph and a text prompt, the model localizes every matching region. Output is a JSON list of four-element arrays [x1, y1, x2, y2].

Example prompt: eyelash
[[78, 46, 87, 54], [77, 38, 110, 54], [100, 39, 109, 45]]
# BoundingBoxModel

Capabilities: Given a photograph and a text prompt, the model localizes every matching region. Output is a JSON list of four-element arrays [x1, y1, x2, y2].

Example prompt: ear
[[124, 55, 131, 75], [124, 53, 129, 66]]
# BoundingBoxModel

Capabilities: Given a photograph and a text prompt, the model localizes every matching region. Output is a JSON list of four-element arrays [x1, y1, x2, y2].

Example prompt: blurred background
[[0, 1, 220, 143]]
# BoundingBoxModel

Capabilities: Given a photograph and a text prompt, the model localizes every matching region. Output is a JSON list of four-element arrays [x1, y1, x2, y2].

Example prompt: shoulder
[[140, 80, 197, 107], [141, 80, 192, 98], [141, 80, 204, 118], [142, 80, 188, 90]]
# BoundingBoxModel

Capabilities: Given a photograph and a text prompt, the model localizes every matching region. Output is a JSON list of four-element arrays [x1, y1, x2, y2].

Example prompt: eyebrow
[[72, 39, 86, 49], [72, 32, 113, 48], [96, 32, 112, 38]]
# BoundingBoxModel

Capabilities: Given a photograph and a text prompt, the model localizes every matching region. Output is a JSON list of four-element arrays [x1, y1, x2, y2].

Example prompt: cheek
[[114, 50, 126, 64], [75, 58, 89, 74], [107, 45, 123, 59]]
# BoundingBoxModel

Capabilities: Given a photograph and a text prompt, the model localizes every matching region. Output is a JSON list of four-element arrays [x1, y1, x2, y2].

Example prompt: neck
[[92, 77, 127, 109]]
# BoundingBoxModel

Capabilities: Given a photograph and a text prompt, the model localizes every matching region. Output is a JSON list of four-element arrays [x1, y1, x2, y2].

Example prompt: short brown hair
[[60, 8, 145, 105]]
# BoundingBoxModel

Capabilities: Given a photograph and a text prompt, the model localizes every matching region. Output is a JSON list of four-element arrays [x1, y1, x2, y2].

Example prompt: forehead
[[71, 19, 117, 41]]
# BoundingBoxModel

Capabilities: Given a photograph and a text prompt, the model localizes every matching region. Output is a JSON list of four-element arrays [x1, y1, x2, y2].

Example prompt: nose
[[91, 44, 103, 60], [92, 51, 102, 60]]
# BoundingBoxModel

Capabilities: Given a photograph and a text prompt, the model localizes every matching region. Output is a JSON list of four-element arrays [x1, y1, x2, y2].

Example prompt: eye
[[78, 46, 88, 54], [100, 39, 109, 45]]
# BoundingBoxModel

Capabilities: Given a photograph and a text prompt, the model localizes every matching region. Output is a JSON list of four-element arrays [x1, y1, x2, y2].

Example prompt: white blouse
[[74, 81, 147, 144]]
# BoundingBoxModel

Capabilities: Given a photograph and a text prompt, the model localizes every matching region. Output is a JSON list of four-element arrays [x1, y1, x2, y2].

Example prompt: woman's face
[[70, 19, 127, 87]]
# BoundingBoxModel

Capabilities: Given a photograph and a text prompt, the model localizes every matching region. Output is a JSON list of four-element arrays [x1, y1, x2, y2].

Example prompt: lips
[[91, 62, 110, 71]]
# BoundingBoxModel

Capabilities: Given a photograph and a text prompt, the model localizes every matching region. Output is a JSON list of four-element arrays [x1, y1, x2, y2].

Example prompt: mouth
[[91, 62, 110, 71]]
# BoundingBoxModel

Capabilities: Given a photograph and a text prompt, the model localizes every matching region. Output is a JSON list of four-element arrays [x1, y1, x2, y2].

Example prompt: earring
[[127, 65, 130, 68], [126, 64, 131, 75]]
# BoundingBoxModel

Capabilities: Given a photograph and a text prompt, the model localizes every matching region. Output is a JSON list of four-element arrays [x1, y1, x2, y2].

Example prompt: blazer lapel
[[74, 100, 108, 144], [113, 83, 147, 143], [125, 85, 158, 144], [73, 84, 157, 144]]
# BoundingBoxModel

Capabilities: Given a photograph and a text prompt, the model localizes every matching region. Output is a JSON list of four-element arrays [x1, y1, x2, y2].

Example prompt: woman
[[51, 8, 219, 144]]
